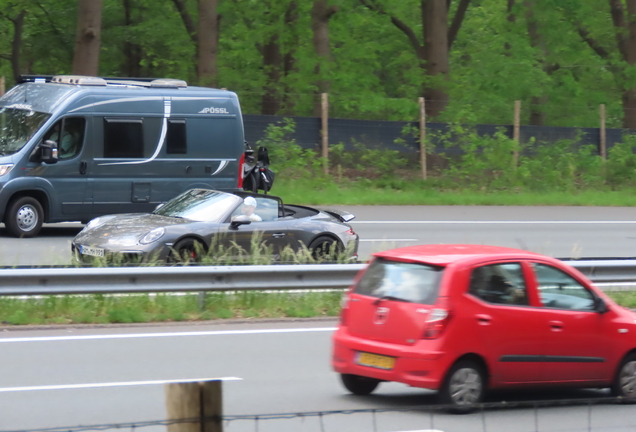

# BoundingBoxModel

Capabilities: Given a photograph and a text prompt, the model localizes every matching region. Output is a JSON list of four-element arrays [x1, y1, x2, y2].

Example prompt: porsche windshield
[[154, 189, 239, 222], [0, 108, 51, 155]]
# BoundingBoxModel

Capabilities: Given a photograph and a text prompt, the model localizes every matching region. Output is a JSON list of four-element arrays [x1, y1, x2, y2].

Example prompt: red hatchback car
[[332, 244, 636, 409]]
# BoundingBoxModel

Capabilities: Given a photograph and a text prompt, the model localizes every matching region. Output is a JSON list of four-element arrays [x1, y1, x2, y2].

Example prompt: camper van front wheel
[[5, 197, 44, 238]]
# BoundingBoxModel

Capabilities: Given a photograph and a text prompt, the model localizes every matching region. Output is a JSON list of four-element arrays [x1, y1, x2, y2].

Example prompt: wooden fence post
[[165, 380, 223, 432], [0, 76, 4, 96], [419, 97, 427, 180], [600, 104, 607, 160], [321, 93, 329, 175], [513, 100, 521, 169]]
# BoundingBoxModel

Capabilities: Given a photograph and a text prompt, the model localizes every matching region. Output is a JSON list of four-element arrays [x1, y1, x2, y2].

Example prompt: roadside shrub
[[606, 135, 636, 187], [256, 118, 324, 178], [440, 125, 519, 189]]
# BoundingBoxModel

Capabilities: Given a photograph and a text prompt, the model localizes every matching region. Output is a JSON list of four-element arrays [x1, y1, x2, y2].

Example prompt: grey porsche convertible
[[71, 189, 359, 264]]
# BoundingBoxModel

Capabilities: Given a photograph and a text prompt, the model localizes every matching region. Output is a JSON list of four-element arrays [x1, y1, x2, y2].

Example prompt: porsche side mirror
[[230, 215, 252, 230]]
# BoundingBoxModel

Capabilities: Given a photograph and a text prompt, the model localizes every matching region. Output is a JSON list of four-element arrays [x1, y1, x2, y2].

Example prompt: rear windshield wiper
[[373, 295, 411, 305]]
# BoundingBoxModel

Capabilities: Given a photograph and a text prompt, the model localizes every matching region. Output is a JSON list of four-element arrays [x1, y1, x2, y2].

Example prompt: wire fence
[[6, 396, 636, 432]]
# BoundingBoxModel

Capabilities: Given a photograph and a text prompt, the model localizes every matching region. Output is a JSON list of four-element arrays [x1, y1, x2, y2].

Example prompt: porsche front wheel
[[168, 238, 205, 264]]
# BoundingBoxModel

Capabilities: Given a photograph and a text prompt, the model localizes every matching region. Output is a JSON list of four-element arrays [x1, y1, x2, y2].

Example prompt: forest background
[[4, 0, 636, 205]]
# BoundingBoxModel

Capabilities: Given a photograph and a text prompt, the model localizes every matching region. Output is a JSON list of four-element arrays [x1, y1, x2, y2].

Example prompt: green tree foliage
[[0, 0, 632, 127]]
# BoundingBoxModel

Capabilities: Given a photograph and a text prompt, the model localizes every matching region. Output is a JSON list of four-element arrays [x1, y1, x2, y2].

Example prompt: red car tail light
[[237, 152, 246, 188], [346, 228, 356, 235], [423, 297, 451, 339], [339, 295, 350, 326]]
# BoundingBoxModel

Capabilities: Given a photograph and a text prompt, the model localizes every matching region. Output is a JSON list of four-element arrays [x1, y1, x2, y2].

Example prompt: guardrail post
[[165, 380, 223, 432]]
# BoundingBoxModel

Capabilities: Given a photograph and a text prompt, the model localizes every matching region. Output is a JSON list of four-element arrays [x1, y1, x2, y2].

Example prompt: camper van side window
[[166, 119, 187, 154], [103, 118, 144, 158]]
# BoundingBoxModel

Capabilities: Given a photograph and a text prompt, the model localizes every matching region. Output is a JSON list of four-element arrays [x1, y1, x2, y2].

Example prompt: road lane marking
[[0, 377, 242, 393], [351, 220, 636, 224], [360, 239, 418, 242], [0, 327, 338, 343]]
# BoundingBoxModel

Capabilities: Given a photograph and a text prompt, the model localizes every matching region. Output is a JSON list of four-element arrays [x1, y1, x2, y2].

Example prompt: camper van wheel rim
[[17, 204, 39, 231], [5, 197, 44, 238]]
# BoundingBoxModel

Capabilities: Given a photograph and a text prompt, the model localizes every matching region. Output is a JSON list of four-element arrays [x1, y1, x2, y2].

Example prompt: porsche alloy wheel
[[168, 238, 205, 264], [309, 236, 342, 262]]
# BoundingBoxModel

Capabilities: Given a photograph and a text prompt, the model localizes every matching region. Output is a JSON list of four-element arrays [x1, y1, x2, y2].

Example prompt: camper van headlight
[[140, 227, 165, 244], [0, 164, 13, 176]]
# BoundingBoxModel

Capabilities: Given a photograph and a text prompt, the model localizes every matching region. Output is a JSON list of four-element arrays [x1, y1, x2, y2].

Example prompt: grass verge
[[274, 177, 636, 207], [0, 291, 343, 326], [0, 290, 634, 326]]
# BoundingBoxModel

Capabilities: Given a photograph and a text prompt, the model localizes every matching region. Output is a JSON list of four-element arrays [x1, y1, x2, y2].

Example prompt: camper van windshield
[[0, 108, 51, 155]]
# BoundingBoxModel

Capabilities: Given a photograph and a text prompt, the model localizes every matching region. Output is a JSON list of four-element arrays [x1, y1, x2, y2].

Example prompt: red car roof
[[373, 244, 547, 266]]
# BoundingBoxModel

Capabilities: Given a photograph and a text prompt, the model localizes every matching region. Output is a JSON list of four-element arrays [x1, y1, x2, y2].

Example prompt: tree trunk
[[261, 36, 282, 115], [422, 0, 449, 117], [122, 0, 142, 77], [72, 0, 103, 76], [620, 0, 636, 128], [198, 0, 219, 87], [282, 1, 299, 114], [10, 10, 25, 83], [311, 0, 337, 116]]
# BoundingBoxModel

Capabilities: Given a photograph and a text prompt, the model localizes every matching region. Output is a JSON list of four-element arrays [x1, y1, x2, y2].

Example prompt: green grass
[[272, 177, 636, 207], [0, 291, 343, 326], [0, 290, 633, 326]]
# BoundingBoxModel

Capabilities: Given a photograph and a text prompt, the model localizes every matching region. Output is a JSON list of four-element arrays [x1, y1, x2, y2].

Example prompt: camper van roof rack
[[51, 76, 107, 86], [18, 75, 188, 89]]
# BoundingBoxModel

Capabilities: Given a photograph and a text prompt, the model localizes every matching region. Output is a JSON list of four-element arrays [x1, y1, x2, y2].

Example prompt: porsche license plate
[[79, 245, 105, 258], [356, 352, 395, 370]]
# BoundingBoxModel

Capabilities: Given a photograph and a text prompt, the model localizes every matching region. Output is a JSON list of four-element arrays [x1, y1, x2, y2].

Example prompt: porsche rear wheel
[[309, 236, 342, 262], [168, 238, 205, 264]]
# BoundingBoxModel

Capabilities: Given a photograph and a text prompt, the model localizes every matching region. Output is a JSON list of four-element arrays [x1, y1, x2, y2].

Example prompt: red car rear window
[[354, 258, 443, 305]]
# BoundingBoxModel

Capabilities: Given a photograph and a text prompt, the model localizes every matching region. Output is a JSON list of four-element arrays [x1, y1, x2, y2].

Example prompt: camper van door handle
[[79, 161, 87, 175]]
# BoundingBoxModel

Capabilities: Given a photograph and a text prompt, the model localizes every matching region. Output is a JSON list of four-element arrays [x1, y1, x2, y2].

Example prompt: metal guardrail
[[0, 260, 634, 296]]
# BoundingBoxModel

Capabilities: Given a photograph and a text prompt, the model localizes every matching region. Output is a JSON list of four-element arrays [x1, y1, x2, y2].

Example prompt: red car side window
[[469, 263, 529, 306], [532, 263, 595, 311]]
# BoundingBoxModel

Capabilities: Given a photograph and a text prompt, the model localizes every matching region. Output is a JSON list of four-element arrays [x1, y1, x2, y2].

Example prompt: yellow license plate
[[356, 352, 395, 370]]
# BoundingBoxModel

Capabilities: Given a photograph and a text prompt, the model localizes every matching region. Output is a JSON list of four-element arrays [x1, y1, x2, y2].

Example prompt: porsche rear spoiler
[[321, 208, 355, 223]]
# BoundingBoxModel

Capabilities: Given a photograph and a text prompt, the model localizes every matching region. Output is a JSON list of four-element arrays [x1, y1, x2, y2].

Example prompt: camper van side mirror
[[39, 140, 59, 164]]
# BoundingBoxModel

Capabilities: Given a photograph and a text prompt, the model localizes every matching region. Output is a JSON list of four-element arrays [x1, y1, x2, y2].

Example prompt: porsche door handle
[[272, 233, 286, 238]]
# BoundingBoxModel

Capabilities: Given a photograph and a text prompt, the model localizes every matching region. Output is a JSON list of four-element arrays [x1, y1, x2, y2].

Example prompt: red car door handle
[[549, 320, 564, 330], [476, 314, 492, 324]]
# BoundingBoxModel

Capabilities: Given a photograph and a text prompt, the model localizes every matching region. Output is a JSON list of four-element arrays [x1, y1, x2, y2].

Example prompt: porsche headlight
[[0, 164, 13, 176], [140, 227, 165, 244]]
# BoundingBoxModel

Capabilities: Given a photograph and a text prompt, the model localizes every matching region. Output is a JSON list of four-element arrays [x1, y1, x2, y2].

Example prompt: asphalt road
[[3, 205, 636, 266], [1, 320, 635, 432]]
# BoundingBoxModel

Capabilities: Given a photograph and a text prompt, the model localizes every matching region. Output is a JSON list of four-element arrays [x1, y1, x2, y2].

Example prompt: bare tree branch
[[170, 0, 198, 44], [359, 0, 421, 53], [447, 0, 471, 49], [576, 23, 611, 61]]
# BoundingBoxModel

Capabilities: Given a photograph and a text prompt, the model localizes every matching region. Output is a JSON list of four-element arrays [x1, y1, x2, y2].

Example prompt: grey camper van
[[0, 75, 246, 237]]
